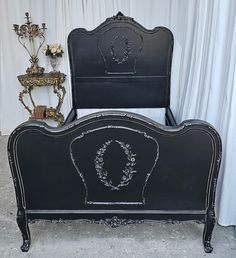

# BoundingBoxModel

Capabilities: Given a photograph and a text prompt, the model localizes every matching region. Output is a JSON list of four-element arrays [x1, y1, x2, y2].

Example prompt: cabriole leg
[[17, 210, 31, 252], [203, 208, 215, 253]]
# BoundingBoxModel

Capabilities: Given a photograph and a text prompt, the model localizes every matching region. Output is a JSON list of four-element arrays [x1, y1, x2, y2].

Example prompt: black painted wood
[[68, 12, 173, 109], [165, 107, 177, 126], [8, 111, 221, 252], [8, 13, 222, 253]]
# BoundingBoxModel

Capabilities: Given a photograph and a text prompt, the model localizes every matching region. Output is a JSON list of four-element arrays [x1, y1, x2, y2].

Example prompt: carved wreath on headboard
[[110, 35, 131, 64], [94, 140, 136, 190]]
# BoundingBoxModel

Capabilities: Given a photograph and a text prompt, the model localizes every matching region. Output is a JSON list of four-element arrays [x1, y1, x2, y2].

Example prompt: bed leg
[[203, 208, 215, 253], [17, 210, 31, 252], [165, 117, 169, 126]]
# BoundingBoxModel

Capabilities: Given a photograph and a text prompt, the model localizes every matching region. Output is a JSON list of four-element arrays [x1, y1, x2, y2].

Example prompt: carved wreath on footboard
[[95, 140, 137, 191], [70, 126, 159, 205]]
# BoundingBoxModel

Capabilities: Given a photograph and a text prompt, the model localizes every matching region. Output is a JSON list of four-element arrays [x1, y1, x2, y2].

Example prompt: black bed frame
[[8, 12, 222, 253], [65, 11, 176, 126]]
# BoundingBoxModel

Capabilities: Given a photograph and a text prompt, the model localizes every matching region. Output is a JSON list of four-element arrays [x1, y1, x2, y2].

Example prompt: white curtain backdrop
[[0, 0, 235, 226]]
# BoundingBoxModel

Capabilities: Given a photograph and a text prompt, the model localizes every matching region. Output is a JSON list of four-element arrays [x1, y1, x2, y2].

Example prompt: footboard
[[8, 111, 222, 252]]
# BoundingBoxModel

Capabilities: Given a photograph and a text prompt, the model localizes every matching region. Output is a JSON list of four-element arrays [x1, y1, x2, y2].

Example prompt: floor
[[0, 135, 235, 258]]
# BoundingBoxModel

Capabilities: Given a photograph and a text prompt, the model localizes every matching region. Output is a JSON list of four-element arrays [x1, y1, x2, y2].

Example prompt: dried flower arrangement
[[44, 43, 64, 58]]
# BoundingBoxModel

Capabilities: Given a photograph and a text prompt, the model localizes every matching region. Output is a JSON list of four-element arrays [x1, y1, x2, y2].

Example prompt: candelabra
[[13, 12, 46, 75]]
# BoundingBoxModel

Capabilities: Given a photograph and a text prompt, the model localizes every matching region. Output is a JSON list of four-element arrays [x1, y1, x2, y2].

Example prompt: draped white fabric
[[0, 0, 235, 225]]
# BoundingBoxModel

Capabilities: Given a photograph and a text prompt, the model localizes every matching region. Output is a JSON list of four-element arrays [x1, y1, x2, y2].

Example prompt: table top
[[17, 72, 66, 87]]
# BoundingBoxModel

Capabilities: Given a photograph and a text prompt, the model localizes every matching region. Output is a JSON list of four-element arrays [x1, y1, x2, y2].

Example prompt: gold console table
[[18, 73, 66, 125]]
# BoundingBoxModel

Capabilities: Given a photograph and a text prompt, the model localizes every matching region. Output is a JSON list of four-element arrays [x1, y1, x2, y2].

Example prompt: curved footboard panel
[[8, 111, 221, 252]]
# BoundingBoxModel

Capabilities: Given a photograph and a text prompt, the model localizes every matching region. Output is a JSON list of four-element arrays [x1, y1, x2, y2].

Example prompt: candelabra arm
[[17, 37, 31, 57], [13, 13, 46, 75], [36, 34, 45, 57]]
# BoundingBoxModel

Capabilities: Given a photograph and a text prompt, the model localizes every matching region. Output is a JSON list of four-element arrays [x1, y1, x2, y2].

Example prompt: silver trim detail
[[70, 126, 159, 205]]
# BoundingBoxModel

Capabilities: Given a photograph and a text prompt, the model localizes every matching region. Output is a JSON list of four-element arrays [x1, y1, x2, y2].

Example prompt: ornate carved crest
[[106, 12, 134, 22]]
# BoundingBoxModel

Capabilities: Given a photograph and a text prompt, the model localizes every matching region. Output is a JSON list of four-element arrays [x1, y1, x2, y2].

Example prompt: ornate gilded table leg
[[28, 86, 36, 108], [19, 87, 33, 115], [55, 112, 64, 125], [53, 84, 66, 113]]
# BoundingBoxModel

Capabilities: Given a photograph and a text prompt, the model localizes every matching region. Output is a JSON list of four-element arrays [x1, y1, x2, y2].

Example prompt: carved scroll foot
[[21, 240, 30, 252], [204, 241, 213, 253], [203, 208, 215, 253], [17, 210, 31, 252]]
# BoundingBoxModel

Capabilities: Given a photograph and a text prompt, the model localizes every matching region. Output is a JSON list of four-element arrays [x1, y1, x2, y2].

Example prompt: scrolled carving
[[106, 12, 134, 22], [17, 73, 66, 125], [91, 216, 143, 228], [17, 73, 66, 87], [95, 140, 136, 190]]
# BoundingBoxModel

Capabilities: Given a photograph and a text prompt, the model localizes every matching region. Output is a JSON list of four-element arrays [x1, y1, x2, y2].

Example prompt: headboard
[[68, 12, 174, 109]]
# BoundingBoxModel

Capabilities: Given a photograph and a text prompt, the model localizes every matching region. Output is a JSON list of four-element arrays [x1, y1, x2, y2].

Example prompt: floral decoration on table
[[44, 43, 64, 73], [44, 43, 64, 57]]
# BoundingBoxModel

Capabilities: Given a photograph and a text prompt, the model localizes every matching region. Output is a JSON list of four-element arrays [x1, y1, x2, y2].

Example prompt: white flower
[[45, 43, 63, 57], [51, 47, 57, 53], [49, 43, 59, 50]]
